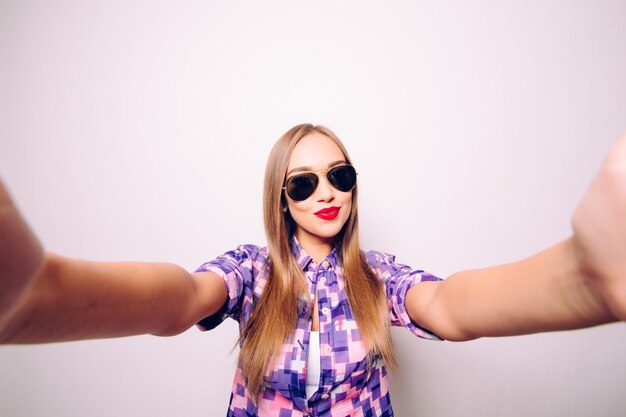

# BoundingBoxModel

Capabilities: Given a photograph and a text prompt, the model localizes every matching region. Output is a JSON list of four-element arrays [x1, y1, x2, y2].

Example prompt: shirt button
[[321, 307, 329, 315], [324, 345, 332, 354], [319, 276, 326, 284], [321, 393, 330, 400], [322, 260, 330, 268]]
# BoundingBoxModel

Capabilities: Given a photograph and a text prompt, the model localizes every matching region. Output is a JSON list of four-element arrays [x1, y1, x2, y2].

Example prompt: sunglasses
[[283, 164, 357, 202]]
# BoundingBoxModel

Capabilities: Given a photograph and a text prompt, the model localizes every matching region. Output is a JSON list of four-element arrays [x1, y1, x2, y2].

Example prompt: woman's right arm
[[0, 181, 228, 344]]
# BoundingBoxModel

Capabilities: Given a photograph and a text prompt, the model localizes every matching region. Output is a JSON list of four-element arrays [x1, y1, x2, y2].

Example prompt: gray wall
[[1, 1, 625, 416]]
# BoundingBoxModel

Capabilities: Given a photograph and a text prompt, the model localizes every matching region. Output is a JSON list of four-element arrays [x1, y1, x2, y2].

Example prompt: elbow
[[416, 312, 478, 342], [407, 281, 478, 342], [153, 323, 191, 338], [409, 300, 479, 342], [436, 328, 478, 342], [427, 313, 483, 342], [150, 264, 206, 338], [152, 308, 197, 337]]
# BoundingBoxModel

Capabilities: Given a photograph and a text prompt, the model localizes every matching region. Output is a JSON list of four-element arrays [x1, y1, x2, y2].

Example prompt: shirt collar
[[290, 235, 339, 270]]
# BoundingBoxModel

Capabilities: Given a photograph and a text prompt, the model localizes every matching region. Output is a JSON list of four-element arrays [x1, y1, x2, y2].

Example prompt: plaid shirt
[[195, 238, 442, 417]]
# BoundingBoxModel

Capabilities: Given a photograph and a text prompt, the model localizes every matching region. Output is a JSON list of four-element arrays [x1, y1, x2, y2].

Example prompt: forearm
[[0, 252, 202, 344], [407, 238, 616, 341]]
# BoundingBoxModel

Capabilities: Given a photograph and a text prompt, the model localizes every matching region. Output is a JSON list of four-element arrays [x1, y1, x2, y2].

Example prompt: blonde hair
[[238, 124, 397, 399]]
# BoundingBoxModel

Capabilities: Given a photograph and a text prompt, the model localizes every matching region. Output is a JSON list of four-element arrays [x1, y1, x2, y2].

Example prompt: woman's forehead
[[287, 132, 346, 172]]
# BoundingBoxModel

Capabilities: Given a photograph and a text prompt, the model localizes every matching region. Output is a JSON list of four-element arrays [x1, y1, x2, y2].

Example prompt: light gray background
[[1, 1, 626, 416]]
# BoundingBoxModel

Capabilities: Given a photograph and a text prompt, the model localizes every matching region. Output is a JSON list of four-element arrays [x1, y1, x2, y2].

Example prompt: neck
[[296, 231, 336, 264]]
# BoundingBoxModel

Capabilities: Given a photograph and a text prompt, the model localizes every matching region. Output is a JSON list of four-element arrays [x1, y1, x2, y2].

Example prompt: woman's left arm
[[406, 132, 626, 341]]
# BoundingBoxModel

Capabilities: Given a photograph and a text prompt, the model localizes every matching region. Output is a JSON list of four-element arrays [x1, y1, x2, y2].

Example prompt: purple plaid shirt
[[195, 237, 442, 417]]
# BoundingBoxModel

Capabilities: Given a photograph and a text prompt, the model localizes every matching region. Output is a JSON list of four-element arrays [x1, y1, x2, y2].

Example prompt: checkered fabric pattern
[[195, 237, 442, 416]]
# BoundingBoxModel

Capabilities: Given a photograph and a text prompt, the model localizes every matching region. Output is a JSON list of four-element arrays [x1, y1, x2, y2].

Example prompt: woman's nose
[[315, 175, 335, 201]]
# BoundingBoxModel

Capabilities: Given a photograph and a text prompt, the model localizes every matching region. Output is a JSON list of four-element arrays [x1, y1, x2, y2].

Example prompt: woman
[[0, 124, 625, 416]]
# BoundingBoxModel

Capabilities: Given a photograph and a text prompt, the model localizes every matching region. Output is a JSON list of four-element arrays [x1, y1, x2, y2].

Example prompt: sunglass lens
[[286, 173, 318, 201], [328, 165, 357, 192]]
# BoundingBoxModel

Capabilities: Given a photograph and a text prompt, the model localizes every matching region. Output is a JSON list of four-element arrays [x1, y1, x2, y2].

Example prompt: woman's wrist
[[570, 132, 626, 322], [0, 181, 45, 321]]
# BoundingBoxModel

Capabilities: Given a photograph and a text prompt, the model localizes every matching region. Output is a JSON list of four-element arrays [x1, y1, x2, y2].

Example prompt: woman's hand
[[0, 180, 44, 323], [572, 132, 626, 321]]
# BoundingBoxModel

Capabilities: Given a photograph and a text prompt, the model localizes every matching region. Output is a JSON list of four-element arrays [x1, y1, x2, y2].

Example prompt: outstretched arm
[[406, 132, 626, 341], [0, 182, 227, 344]]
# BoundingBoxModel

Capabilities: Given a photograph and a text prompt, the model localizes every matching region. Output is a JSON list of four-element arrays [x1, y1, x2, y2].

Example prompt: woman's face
[[285, 131, 353, 252]]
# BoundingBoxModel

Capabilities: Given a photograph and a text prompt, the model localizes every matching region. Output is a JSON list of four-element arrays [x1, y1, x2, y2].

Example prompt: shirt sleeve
[[193, 244, 260, 331], [365, 250, 444, 341]]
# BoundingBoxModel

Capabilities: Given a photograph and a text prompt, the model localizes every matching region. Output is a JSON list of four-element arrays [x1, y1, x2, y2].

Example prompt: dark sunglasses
[[283, 164, 357, 201]]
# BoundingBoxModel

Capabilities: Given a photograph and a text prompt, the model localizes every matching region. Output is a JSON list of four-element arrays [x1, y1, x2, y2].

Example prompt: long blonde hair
[[238, 124, 397, 398]]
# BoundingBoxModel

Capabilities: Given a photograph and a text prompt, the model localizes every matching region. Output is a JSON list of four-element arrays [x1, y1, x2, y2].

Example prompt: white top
[[305, 331, 321, 400]]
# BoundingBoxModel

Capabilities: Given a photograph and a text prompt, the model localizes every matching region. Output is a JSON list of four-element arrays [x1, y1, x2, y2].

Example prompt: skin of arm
[[0, 253, 228, 344], [407, 132, 626, 341], [3, 133, 625, 344], [0, 175, 228, 344], [406, 238, 614, 341]]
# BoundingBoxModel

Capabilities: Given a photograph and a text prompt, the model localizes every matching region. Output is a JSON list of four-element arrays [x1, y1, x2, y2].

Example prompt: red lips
[[314, 206, 340, 220]]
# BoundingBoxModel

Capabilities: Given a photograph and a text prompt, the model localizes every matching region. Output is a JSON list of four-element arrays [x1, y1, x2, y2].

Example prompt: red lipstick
[[314, 206, 340, 220]]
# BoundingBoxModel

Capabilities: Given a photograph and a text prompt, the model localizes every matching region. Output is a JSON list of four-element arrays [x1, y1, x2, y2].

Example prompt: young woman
[[0, 124, 625, 416]]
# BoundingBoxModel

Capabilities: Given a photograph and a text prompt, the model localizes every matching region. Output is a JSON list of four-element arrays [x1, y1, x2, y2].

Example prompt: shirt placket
[[293, 263, 316, 416], [315, 260, 335, 406]]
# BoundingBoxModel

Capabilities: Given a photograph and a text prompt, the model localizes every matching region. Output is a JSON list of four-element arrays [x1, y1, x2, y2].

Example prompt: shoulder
[[195, 243, 269, 273], [363, 249, 426, 280], [364, 249, 443, 284], [219, 243, 270, 267], [229, 243, 270, 262], [364, 249, 398, 268], [363, 249, 406, 280]]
